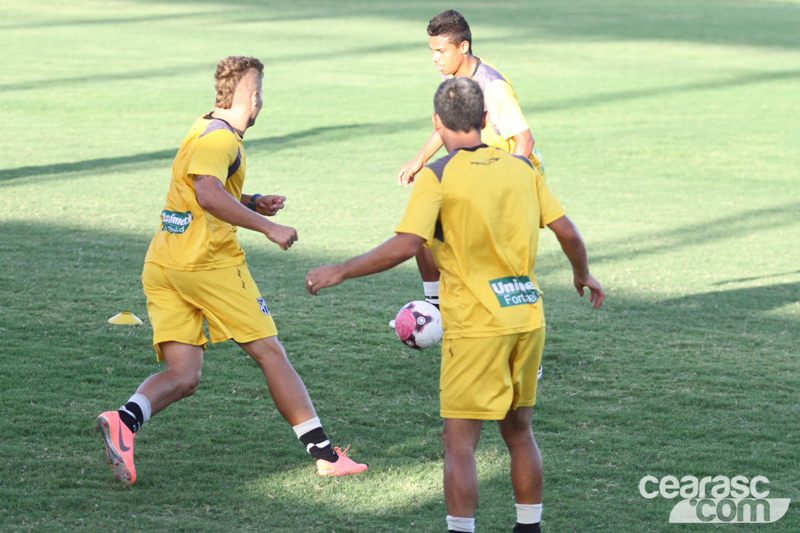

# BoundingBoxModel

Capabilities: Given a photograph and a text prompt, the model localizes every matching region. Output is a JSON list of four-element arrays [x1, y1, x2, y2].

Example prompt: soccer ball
[[393, 300, 442, 350]]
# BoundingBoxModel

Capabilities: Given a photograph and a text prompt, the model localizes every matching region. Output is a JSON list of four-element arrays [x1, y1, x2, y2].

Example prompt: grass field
[[1, 0, 799, 531]]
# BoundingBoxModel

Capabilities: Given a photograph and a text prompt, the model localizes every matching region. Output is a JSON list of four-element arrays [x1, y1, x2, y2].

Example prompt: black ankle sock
[[118, 402, 143, 433], [298, 427, 337, 462], [513, 523, 540, 533]]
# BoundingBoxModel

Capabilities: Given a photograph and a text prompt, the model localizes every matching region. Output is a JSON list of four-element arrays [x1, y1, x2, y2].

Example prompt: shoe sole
[[96, 414, 134, 484], [318, 467, 367, 477]]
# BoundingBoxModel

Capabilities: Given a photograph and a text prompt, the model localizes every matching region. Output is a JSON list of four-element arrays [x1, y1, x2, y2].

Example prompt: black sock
[[513, 523, 540, 533], [118, 402, 144, 433], [298, 427, 338, 462]]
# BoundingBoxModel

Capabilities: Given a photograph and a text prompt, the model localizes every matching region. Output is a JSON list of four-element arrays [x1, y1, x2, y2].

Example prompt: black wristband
[[247, 194, 262, 211]]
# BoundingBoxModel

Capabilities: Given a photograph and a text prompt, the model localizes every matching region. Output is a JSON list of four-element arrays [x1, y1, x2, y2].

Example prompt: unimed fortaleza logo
[[489, 276, 540, 307], [639, 475, 791, 524]]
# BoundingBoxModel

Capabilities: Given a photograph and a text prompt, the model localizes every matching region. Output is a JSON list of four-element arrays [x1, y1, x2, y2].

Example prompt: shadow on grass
[[532, 68, 800, 115], [115, 0, 800, 51], [0, 120, 422, 185], [1, 219, 798, 532], [533, 200, 800, 271]]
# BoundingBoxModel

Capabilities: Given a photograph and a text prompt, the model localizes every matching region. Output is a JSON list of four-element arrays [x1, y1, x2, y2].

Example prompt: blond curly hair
[[214, 56, 264, 109]]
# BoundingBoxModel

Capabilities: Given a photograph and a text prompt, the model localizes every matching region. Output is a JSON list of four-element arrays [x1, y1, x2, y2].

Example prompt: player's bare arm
[[547, 215, 604, 308], [510, 129, 534, 158], [194, 175, 297, 250], [241, 193, 286, 216], [306, 233, 424, 294], [397, 131, 444, 187]]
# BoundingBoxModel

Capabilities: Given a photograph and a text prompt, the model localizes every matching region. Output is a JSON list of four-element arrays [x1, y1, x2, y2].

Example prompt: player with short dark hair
[[427, 9, 473, 55], [433, 77, 484, 132], [95, 55, 366, 485], [307, 77, 604, 533], [397, 12, 543, 383]]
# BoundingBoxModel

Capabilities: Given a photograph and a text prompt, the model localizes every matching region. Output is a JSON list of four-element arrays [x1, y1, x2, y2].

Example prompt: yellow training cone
[[108, 312, 143, 325]]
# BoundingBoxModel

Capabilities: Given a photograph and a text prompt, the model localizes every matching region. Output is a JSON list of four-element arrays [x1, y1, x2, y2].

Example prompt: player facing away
[[306, 78, 604, 532], [95, 56, 366, 485]]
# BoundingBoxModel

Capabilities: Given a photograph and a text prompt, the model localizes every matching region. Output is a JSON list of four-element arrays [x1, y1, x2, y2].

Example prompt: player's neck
[[210, 107, 248, 136], [441, 130, 482, 153], [454, 54, 479, 78]]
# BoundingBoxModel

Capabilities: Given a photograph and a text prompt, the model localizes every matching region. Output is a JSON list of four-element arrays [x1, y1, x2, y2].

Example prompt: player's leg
[[502, 327, 546, 532], [238, 336, 367, 476], [212, 262, 364, 476], [134, 341, 204, 415], [96, 263, 207, 485], [442, 417, 483, 533], [498, 407, 543, 532], [238, 336, 315, 425], [416, 247, 440, 308], [96, 342, 203, 485]]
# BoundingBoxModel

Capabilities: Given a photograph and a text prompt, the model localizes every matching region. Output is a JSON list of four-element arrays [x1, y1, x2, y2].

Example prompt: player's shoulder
[[474, 59, 508, 85], [510, 153, 535, 169], [425, 150, 462, 183], [196, 114, 239, 139], [428, 145, 526, 180]]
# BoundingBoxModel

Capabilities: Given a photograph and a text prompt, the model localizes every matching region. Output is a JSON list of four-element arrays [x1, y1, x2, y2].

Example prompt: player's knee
[[499, 417, 533, 443], [175, 369, 201, 398], [246, 337, 287, 366]]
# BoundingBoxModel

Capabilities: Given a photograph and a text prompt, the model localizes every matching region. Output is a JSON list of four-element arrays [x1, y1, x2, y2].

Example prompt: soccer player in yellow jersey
[[397, 11, 545, 373], [306, 78, 604, 533], [95, 56, 366, 485]]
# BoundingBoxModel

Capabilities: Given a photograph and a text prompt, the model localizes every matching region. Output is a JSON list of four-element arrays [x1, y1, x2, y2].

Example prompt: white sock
[[423, 281, 440, 306], [120, 393, 151, 425], [291, 416, 321, 438], [515, 503, 542, 524], [446, 515, 475, 532]]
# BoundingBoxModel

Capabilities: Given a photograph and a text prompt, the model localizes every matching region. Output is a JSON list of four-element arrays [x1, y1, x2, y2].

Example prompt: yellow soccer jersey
[[145, 114, 247, 271], [471, 60, 530, 153], [395, 145, 564, 339]]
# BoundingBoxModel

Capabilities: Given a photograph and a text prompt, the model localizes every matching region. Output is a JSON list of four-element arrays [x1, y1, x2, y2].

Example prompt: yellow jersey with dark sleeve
[[471, 59, 530, 153], [144, 114, 247, 271], [395, 145, 565, 339]]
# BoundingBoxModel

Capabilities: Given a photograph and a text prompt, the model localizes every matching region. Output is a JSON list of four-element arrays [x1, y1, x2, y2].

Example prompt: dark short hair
[[434, 77, 484, 133], [427, 10, 472, 54]]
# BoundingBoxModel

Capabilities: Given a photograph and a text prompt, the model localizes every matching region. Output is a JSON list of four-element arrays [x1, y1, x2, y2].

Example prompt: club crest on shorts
[[256, 297, 270, 316]]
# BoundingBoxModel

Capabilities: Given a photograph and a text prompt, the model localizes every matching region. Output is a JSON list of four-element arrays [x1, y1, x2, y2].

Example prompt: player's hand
[[305, 265, 344, 295], [265, 222, 298, 250], [397, 158, 424, 187], [255, 195, 286, 216], [574, 274, 604, 309]]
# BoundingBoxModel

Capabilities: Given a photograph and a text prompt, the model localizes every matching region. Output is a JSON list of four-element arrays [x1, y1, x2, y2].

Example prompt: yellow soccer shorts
[[142, 261, 277, 361], [439, 327, 545, 420]]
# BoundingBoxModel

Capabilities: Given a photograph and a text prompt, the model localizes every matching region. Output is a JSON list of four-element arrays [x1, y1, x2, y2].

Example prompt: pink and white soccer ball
[[394, 300, 442, 350]]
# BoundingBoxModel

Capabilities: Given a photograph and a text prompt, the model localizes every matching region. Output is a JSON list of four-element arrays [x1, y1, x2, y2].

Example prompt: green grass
[[1, 0, 799, 531]]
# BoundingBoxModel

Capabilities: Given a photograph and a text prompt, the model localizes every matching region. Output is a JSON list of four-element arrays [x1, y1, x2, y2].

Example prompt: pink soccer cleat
[[96, 411, 137, 485], [316, 445, 368, 477]]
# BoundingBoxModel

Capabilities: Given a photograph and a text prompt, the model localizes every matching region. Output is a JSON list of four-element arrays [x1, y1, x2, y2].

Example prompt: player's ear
[[459, 40, 469, 55], [481, 111, 488, 130], [432, 113, 444, 133]]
